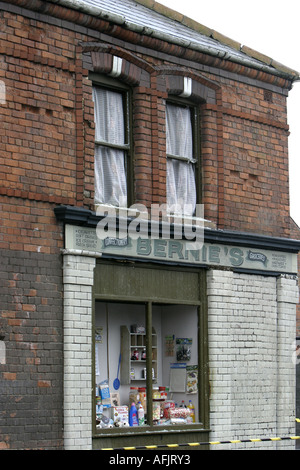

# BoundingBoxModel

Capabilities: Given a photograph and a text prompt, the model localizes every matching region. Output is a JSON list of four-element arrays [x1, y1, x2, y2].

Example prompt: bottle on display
[[180, 400, 186, 408], [131, 349, 139, 360], [129, 402, 139, 426], [188, 400, 195, 423], [137, 401, 145, 426]]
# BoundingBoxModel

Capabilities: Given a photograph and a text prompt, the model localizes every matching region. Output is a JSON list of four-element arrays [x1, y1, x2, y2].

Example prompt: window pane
[[95, 302, 199, 430], [95, 302, 148, 429], [153, 304, 199, 425], [167, 159, 196, 216], [166, 104, 196, 215], [94, 146, 127, 207], [92, 86, 127, 206], [93, 87, 125, 145], [166, 104, 193, 159]]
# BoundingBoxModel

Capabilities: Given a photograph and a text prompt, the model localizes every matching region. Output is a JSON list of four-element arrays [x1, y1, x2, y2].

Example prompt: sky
[[159, 0, 300, 229]]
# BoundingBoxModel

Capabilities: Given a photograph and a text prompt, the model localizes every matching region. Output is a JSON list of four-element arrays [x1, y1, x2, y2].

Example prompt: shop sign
[[65, 225, 297, 274]]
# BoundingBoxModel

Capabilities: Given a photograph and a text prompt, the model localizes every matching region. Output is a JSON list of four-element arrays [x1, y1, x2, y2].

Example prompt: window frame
[[92, 261, 209, 437], [166, 96, 202, 212], [91, 73, 134, 208]]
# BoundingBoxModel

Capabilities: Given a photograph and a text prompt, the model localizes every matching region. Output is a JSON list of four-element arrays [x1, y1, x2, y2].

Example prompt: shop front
[[92, 261, 209, 449], [56, 206, 300, 450]]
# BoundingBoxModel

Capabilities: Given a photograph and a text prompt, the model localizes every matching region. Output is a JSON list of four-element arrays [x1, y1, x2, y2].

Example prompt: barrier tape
[[101, 419, 300, 450], [102, 436, 300, 450]]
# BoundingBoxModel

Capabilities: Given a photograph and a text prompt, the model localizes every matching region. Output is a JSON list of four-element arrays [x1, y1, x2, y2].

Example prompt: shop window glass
[[166, 103, 197, 216], [92, 86, 129, 207], [95, 302, 199, 430]]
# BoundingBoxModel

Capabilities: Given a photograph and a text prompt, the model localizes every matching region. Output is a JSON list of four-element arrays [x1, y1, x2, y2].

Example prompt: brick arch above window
[[156, 66, 219, 104], [81, 42, 153, 87]]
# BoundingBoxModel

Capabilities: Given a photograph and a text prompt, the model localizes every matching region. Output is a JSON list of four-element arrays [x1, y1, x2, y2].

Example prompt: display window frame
[[92, 260, 209, 437]]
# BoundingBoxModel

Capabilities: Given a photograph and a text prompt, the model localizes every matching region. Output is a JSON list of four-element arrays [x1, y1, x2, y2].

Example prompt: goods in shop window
[[129, 402, 139, 426], [96, 396, 102, 417], [129, 387, 139, 406], [131, 348, 139, 360], [130, 325, 145, 334], [138, 387, 147, 413], [137, 401, 145, 426], [99, 380, 111, 407], [112, 406, 129, 426], [163, 400, 175, 418], [169, 407, 190, 420], [142, 367, 155, 379], [97, 414, 114, 429], [176, 338, 192, 361], [186, 365, 198, 394], [153, 401, 161, 421], [110, 392, 120, 407], [113, 353, 121, 390], [188, 400, 195, 423], [165, 334, 175, 356]]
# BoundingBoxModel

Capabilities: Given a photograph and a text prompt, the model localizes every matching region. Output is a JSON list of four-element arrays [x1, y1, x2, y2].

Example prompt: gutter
[[49, 0, 300, 82]]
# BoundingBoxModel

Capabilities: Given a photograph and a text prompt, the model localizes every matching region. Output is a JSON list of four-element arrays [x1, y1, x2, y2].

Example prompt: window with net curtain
[[92, 86, 128, 207], [166, 103, 196, 216]]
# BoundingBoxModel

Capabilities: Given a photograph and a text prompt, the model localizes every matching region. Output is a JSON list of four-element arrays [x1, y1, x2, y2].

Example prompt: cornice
[[54, 205, 300, 253], [0, 0, 297, 89]]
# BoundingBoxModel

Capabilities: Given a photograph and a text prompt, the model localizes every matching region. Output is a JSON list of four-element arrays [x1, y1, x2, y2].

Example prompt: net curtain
[[93, 87, 127, 207], [166, 103, 196, 216], [92, 89, 196, 213]]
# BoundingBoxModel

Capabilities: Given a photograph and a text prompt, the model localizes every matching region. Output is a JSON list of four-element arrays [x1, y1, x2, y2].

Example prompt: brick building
[[0, 0, 300, 450]]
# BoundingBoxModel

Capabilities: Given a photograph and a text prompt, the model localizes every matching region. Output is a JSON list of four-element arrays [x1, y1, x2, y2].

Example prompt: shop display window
[[95, 301, 199, 430]]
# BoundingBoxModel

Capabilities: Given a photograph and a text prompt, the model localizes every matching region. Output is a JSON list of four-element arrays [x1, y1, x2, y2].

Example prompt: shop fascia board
[[54, 205, 300, 254]]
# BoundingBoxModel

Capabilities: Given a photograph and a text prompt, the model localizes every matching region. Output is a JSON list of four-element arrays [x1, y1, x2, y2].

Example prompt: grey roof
[[52, 0, 299, 80]]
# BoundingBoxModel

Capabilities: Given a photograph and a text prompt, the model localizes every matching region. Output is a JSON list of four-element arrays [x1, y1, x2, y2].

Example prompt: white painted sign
[[65, 225, 297, 274]]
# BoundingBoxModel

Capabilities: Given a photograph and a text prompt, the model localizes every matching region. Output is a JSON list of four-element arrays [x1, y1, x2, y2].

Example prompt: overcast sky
[[159, 0, 300, 229]]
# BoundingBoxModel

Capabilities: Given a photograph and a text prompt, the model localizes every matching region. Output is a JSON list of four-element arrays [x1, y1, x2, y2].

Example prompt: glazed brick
[[208, 270, 297, 450]]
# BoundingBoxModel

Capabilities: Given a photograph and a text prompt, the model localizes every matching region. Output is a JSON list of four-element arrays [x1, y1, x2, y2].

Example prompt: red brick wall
[[0, 8, 293, 236], [200, 80, 290, 235]]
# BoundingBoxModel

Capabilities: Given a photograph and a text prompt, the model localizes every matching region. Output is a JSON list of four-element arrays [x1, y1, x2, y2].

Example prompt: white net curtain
[[92, 87, 127, 207], [92, 88, 196, 214], [166, 103, 196, 216]]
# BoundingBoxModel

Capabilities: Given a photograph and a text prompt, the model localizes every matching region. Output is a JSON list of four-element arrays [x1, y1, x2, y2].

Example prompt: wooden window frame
[[91, 73, 134, 208], [166, 96, 202, 210]]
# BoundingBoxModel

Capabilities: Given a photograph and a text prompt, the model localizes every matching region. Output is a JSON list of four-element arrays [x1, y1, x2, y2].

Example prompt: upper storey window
[[92, 85, 130, 207], [166, 103, 197, 216]]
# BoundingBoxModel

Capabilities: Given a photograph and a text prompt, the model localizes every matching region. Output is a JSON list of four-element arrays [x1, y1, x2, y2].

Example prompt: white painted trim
[[179, 77, 192, 98], [109, 56, 123, 78]]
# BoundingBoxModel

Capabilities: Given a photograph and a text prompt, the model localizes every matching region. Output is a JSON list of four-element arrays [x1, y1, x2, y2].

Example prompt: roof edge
[[134, 0, 300, 81], [3, 0, 300, 81]]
